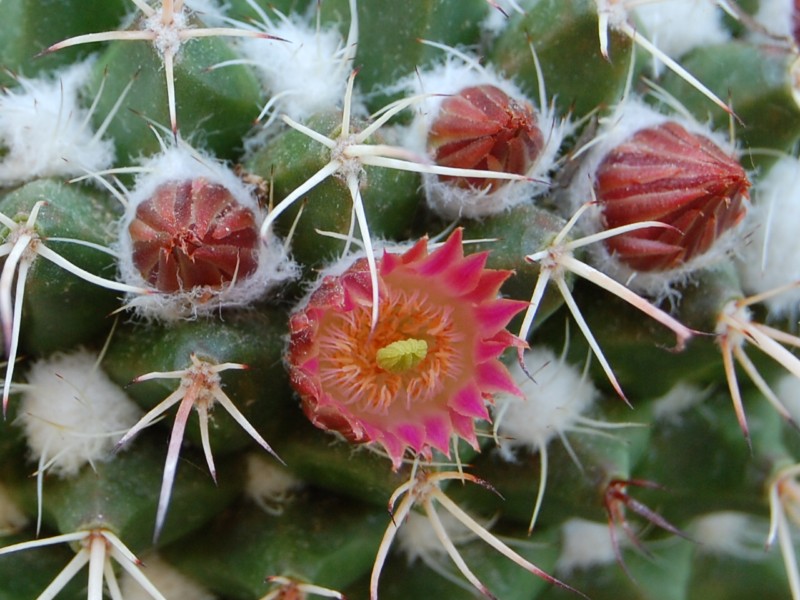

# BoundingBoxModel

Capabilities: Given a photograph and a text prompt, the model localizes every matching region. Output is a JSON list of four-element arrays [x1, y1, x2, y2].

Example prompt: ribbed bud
[[595, 121, 749, 272], [428, 84, 544, 191]]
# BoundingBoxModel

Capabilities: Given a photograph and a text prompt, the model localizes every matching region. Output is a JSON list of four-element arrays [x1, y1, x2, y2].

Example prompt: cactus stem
[[371, 466, 585, 599], [262, 576, 344, 600], [45, 1, 282, 134], [117, 353, 281, 541], [0, 203, 147, 416], [768, 463, 800, 600], [716, 289, 800, 444], [521, 202, 693, 403], [0, 528, 166, 600]]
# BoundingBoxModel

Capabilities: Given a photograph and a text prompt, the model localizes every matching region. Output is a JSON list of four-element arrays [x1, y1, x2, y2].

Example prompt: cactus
[[2, 0, 800, 599]]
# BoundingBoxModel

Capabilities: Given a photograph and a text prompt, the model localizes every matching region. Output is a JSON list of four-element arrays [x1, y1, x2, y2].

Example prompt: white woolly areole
[[691, 512, 768, 559], [564, 97, 744, 301], [633, 0, 729, 74], [751, 0, 794, 41], [397, 510, 476, 563], [18, 350, 142, 478], [0, 482, 28, 534], [737, 155, 800, 318], [393, 57, 567, 219], [0, 60, 115, 186], [493, 347, 596, 456], [235, 7, 353, 123], [116, 146, 297, 320], [120, 553, 217, 600], [244, 452, 303, 513], [556, 518, 618, 572], [651, 382, 709, 422]]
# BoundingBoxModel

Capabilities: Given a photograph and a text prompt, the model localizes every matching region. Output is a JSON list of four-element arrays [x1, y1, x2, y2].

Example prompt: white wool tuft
[[691, 512, 767, 559], [244, 452, 303, 513], [18, 350, 142, 478], [556, 518, 618, 572], [237, 13, 352, 121], [0, 482, 28, 534], [737, 155, 800, 318], [565, 96, 745, 301], [651, 382, 709, 422], [0, 60, 115, 186], [120, 553, 217, 600], [494, 347, 597, 455], [392, 54, 567, 219], [634, 0, 729, 75], [750, 0, 794, 40], [115, 145, 298, 320]]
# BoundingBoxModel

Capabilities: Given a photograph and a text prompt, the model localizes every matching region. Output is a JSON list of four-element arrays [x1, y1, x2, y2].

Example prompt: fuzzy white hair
[[737, 155, 800, 319], [0, 59, 115, 186], [18, 349, 142, 478]]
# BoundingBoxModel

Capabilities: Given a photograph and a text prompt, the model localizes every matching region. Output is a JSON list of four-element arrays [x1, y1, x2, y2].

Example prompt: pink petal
[[441, 252, 488, 296], [424, 415, 452, 455], [416, 229, 463, 277], [450, 412, 480, 450], [474, 298, 528, 332], [476, 361, 523, 396], [452, 383, 490, 420], [395, 423, 427, 452]]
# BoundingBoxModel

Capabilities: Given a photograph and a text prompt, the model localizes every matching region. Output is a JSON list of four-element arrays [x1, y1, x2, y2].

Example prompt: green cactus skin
[[163, 492, 387, 599], [0, 179, 122, 355], [3, 1, 800, 599], [103, 312, 292, 455]]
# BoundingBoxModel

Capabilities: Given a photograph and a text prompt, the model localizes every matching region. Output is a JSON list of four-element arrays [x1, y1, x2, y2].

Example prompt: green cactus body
[[3, 1, 800, 599]]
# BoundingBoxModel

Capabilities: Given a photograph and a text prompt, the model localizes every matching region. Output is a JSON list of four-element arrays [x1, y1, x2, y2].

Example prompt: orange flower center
[[316, 282, 469, 414]]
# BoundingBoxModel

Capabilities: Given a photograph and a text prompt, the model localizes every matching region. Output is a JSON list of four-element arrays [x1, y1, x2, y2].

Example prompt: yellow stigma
[[376, 338, 428, 373]]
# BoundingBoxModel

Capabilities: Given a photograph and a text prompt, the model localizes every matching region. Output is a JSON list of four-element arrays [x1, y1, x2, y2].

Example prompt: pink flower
[[287, 230, 527, 469]]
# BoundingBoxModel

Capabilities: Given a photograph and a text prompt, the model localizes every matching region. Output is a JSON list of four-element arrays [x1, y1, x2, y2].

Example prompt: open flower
[[287, 229, 527, 469]]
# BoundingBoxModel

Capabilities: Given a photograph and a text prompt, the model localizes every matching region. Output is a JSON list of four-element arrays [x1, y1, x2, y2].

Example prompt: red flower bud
[[128, 178, 261, 292], [595, 122, 749, 272], [428, 85, 544, 191]]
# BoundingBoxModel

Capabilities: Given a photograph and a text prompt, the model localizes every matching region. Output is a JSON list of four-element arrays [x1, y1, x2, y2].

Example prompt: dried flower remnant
[[0, 528, 166, 600], [427, 85, 544, 192], [370, 467, 584, 599], [603, 479, 688, 576], [128, 178, 261, 293], [116, 353, 281, 540], [287, 229, 527, 469], [595, 121, 749, 272], [44, 0, 279, 134]]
